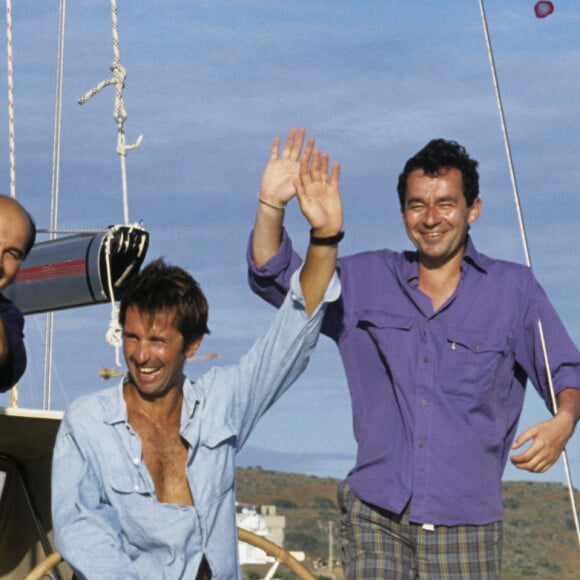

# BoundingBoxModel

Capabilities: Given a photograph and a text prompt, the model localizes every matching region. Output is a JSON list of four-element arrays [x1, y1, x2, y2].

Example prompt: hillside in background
[[236, 468, 580, 579]]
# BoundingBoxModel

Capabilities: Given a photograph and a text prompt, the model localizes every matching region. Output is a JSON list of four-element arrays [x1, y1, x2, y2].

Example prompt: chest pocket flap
[[202, 421, 237, 449], [356, 310, 415, 332], [446, 325, 507, 355], [443, 325, 508, 398]]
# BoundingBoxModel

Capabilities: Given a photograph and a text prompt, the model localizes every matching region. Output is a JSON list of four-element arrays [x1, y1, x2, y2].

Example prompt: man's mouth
[[136, 366, 159, 376]]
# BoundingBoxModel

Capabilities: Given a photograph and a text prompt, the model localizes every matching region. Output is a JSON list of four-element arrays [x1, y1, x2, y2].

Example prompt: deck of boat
[[0, 407, 70, 579]]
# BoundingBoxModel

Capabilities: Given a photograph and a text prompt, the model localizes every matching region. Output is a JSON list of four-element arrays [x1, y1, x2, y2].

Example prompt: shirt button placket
[[413, 320, 435, 513]]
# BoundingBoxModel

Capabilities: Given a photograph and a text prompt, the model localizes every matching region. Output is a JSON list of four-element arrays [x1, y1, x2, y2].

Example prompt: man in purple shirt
[[247, 128, 580, 578]]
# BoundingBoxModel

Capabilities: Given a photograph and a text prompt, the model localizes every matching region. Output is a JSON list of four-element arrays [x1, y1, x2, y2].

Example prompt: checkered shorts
[[338, 480, 502, 579]]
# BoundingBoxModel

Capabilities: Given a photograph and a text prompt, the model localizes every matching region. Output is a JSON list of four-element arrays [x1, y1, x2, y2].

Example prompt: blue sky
[[1, 1, 580, 486]]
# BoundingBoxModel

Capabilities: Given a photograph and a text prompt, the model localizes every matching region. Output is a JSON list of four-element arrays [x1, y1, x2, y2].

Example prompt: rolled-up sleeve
[[247, 228, 304, 307], [516, 273, 580, 407]]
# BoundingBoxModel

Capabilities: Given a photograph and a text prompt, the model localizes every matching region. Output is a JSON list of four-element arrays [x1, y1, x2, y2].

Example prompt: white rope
[[102, 222, 147, 369], [103, 230, 123, 368], [5, 0, 15, 200], [479, 0, 580, 547], [77, 0, 143, 227], [5, 0, 17, 407], [76, 0, 144, 371]]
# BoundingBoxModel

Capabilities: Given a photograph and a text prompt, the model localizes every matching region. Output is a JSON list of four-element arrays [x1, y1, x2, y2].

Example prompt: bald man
[[0, 195, 36, 392]]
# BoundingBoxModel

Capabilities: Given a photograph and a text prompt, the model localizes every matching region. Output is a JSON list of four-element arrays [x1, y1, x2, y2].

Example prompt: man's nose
[[131, 341, 151, 363], [423, 204, 441, 225]]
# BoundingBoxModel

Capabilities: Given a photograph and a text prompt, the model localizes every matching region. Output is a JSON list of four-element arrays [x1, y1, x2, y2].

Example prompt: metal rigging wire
[[478, 0, 580, 547]]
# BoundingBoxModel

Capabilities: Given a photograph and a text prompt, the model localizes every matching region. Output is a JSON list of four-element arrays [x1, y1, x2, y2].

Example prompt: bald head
[[0, 196, 35, 254], [0, 195, 36, 291]]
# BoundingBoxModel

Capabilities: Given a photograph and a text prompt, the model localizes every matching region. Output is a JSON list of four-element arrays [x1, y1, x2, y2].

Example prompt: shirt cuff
[[288, 267, 341, 311], [247, 227, 293, 277]]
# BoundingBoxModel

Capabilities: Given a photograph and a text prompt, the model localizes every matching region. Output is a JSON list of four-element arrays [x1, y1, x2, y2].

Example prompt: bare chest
[[132, 416, 193, 505]]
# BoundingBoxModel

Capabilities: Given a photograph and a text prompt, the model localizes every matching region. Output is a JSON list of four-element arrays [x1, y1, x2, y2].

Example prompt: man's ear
[[185, 337, 203, 359], [468, 197, 482, 224]]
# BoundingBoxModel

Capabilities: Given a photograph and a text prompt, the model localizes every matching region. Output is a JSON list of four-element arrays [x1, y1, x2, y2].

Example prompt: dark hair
[[397, 139, 479, 210], [119, 258, 210, 349]]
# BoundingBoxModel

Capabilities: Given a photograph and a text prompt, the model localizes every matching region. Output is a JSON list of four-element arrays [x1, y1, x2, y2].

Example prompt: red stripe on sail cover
[[15, 259, 87, 283]]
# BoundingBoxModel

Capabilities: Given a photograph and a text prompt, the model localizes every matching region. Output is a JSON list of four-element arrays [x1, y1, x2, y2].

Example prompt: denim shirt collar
[[102, 375, 203, 426], [102, 379, 129, 425]]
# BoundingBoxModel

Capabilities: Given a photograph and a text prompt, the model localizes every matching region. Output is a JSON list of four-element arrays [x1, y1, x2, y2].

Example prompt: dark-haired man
[[51, 141, 343, 579], [247, 129, 580, 577], [0, 194, 36, 392]]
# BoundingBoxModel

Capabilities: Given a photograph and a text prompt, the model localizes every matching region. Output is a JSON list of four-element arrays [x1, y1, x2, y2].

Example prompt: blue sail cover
[[4, 225, 149, 315]]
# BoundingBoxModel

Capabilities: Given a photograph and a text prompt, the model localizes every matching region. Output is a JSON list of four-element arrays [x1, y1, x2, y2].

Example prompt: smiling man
[[51, 139, 343, 579], [247, 131, 580, 578], [0, 194, 36, 392]]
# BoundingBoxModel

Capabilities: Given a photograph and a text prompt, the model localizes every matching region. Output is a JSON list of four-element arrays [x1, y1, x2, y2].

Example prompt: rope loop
[[77, 0, 143, 225]]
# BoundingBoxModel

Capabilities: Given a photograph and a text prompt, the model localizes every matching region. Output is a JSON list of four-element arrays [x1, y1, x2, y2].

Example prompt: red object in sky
[[534, 1, 554, 18]]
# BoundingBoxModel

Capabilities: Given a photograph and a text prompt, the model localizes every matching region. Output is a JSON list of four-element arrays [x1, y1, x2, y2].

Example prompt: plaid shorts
[[338, 480, 502, 579]]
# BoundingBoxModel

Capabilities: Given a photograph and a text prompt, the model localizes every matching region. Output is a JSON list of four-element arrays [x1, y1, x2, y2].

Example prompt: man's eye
[[7, 250, 24, 261]]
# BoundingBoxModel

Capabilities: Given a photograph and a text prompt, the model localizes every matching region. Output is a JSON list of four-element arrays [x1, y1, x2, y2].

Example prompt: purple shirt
[[247, 229, 580, 526]]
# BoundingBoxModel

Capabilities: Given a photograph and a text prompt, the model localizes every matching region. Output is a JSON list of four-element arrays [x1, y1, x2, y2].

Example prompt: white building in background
[[236, 503, 286, 565]]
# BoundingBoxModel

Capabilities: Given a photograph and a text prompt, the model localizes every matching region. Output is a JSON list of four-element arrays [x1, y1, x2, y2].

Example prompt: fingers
[[510, 442, 545, 472], [510, 447, 554, 473], [509, 421, 566, 473], [330, 161, 341, 186], [280, 127, 307, 160], [299, 147, 337, 185], [291, 127, 306, 158], [299, 146, 314, 184], [270, 130, 338, 191], [302, 136, 315, 165], [510, 429, 532, 450], [320, 153, 329, 182], [270, 136, 281, 161], [310, 149, 322, 183]]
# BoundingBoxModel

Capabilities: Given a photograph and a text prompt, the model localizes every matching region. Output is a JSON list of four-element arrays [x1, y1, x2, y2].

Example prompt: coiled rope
[[479, 0, 580, 547], [78, 0, 143, 227], [76, 0, 145, 367], [4, 0, 145, 405]]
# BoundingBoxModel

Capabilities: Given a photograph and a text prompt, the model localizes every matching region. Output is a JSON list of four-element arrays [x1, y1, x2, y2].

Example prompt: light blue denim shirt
[[51, 270, 340, 579]]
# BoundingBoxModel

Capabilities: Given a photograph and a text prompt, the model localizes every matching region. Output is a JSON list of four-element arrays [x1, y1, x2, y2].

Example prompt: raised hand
[[260, 128, 310, 208], [294, 138, 343, 238]]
